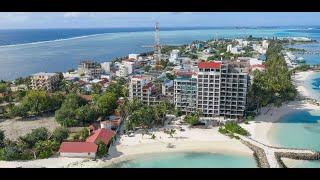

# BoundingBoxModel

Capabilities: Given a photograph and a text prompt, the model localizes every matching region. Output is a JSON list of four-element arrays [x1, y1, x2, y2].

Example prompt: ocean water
[[107, 152, 257, 168], [270, 110, 320, 151], [293, 160, 320, 168], [0, 27, 319, 81]]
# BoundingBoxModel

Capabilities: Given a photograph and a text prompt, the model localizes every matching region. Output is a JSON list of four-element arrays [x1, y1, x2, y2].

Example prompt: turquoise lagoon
[[107, 152, 257, 168], [290, 160, 320, 168], [269, 110, 320, 168]]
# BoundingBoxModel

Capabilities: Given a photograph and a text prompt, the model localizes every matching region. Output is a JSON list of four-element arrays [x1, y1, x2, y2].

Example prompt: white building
[[169, 49, 180, 63], [262, 40, 269, 49], [227, 44, 232, 52], [129, 53, 139, 60], [101, 62, 111, 73], [117, 64, 128, 77], [123, 60, 135, 75]]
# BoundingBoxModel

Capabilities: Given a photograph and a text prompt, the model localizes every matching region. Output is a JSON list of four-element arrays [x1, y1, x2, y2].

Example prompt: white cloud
[[63, 12, 83, 18]]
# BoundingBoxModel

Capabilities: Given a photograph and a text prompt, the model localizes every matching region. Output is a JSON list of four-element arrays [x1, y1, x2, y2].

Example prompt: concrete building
[[101, 62, 111, 73], [173, 61, 249, 120], [162, 80, 174, 103], [197, 62, 221, 117], [123, 60, 135, 75], [117, 64, 128, 77], [174, 71, 198, 114], [78, 61, 103, 79], [219, 60, 249, 119], [129, 53, 139, 60], [58, 142, 97, 159], [31, 72, 60, 92], [169, 49, 180, 63], [227, 44, 232, 52], [129, 75, 163, 105]]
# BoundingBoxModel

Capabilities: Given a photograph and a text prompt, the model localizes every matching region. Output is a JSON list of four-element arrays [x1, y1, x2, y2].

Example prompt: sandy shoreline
[[241, 70, 320, 167], [68, 125, 254, 168], [0, 71, 318, 168]]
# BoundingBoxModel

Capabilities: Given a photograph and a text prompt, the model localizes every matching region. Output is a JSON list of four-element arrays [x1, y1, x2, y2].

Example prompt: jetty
[[239, 135, 320, 168]]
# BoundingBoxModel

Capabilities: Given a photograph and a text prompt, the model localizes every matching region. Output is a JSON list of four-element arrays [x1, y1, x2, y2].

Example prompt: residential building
[[162, 80, 174, 103], [174, 70, 198, 114], [123, 60, 136, 75], [129, 75, 163, 105], [101, 62, 111, 73], [117, 64, 128, 77], [129, 53, 139, 60], [173, 60, 249, 120], [219, 60, 249, 119], [30, 72, 60, 92], [169, 49, 180, 63], [58, 142, 98, 159], [78, 60, 103, 79], [86, 128, 116, 146], [197, 62, 221, 117]]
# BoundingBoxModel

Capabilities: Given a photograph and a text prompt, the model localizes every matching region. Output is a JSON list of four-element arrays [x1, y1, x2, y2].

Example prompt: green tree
[[0, 144, 23, 161], [19, 127, 49, 148], [91, 83, 102, 94], [96, 140, 108, 157], [166, 73, 176, 80], [0, 83, 8, 93], [34, 140, 59, 159], [0, 130, 4, 148], [55, 93, 86, 127], [51, 127, 69, 143], [94, 92, 117, 118], [75, 105, 96, 125], [80, 127, 89, 140], [184, 112, 199, 126], [143, 65, 151, 73]]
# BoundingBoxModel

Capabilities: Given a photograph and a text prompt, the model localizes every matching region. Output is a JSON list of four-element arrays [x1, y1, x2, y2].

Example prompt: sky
[[0, 12, 320, 29]]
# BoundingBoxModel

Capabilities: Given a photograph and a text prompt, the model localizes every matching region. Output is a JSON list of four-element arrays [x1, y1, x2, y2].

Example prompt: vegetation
[[288, 48, 306, 52], [94, 92, 117, 118], [184, 112, 199, 126], [247, 41, 297, 111], [219, 121, 250, 137], [34, 140, 59, 159], [165, 73, 176, 80], [51, 127, 69, 143], [55, 93, 86, 127], [124, 99, 168, 131], [0, 130, 4, 148], [293, 64, 310, 72], [6, 90, 64, 118], [143, 65, 151, 73], [96, 140, 108, 157], [0, 127, 69, 161]]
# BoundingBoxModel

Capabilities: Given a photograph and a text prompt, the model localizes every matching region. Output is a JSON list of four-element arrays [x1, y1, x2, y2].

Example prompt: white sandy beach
[[68, 123, 254, 168], [240, 70, 320, 167], [293, 70, 316, 99], [0, 121, 253, 168]]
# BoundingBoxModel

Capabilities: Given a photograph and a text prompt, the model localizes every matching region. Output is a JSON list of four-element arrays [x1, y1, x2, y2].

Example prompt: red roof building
[[198, 62, 221, 69], [59, 142, 98, 153], [86, 128, 116, 145]]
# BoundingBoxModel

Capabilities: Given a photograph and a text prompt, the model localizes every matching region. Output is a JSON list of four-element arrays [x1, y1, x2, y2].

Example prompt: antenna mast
[[154, 22, 162, 70]]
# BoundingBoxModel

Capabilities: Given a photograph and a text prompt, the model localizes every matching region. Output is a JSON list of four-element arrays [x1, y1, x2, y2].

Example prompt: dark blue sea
[[0, 26, 320, 81]]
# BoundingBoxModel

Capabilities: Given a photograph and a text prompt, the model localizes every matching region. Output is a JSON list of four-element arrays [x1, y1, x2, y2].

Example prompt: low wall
[[275, 152, 320, 168], [240, 140, 270, 168]]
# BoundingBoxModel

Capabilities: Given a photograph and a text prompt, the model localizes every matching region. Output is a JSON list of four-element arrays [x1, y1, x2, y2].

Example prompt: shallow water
[[106, 152, 257, 168]]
